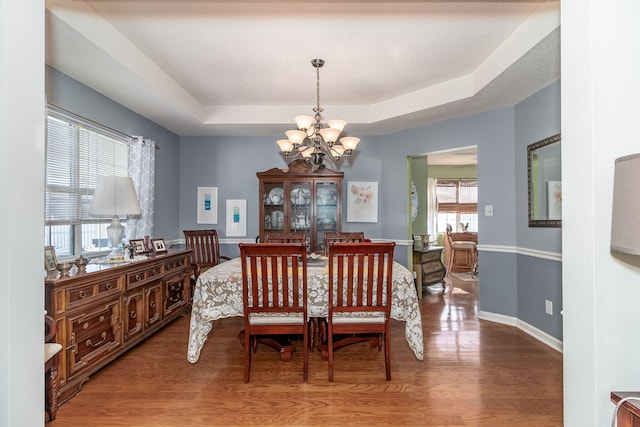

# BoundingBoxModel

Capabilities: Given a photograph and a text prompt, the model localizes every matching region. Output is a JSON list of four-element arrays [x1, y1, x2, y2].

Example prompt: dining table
[[187, 256, 424, 363]]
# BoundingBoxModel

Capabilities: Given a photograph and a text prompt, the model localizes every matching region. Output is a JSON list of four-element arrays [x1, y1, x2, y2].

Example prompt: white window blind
[[45, 106, 131, 256], [436, 179, 477, 213]]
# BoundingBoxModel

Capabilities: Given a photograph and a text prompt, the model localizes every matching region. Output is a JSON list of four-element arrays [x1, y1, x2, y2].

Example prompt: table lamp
[[89, 176, 141, 261], [611, 153, 640, 255]]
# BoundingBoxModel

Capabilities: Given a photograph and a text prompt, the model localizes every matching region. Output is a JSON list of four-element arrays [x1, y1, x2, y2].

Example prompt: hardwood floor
[[48, 275, 563, 426]]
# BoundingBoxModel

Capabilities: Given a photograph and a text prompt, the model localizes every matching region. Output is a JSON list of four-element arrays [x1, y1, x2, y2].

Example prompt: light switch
[[485, 205, 493, 216]]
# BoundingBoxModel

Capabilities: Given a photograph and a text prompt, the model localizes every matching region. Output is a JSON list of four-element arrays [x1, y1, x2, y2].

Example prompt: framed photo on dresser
[[152, 238, 167, 254], [44, 246, 57, 272], [129, 239, 145, 254]]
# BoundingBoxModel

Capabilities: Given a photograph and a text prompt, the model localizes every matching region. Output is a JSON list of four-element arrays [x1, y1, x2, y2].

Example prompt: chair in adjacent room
[[325, 242, 395, 381], [45, 313, 62, 421], [183, 229, 231, 296], [445, 224, 477, 276], [239, 243, 309, 382], [323, 231, 366, 256], [264, 231, 306, 244]]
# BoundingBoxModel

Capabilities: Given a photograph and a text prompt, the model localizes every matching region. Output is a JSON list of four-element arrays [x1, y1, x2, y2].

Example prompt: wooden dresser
[[45, 249, 191, 404]]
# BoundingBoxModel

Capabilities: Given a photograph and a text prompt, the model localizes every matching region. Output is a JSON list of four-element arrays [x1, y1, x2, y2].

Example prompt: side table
[[413, 246, 446, 296]]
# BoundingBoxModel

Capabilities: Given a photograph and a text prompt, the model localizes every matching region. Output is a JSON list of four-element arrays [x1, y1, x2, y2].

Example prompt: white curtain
[[126, 137, 155, 239], [427, 178, 438, 240]]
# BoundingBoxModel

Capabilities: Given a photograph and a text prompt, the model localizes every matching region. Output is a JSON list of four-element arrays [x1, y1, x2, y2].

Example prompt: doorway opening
[[409, 146, 478, 295]]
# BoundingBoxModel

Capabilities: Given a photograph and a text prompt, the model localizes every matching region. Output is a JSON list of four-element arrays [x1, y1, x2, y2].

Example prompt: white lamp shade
[[319, 127, 341, 143], [332, 145, 345, 156], [285, 130, 307, 145], [340, 136, 360, 151], [276, 139, 293, 153], [611, 153, 640, 254], [89, 176, 141, 217], [301, 146, 314, 158], [327, 119, 346, 131], [294, 115, 315, 130]]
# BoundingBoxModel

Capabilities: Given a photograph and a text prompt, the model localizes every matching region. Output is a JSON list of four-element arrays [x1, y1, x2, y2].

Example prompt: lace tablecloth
[[187, 257, 424, 362]]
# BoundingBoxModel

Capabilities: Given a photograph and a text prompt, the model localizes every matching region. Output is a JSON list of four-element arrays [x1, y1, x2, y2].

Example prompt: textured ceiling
[[45, 0, 560, 139]]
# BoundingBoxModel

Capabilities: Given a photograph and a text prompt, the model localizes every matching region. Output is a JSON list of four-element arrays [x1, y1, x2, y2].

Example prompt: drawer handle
[[130, 310, 137, 319], [78, 291, 86, 299], [149, 301, 156, 309], [100, 315, 105, 322], [83, 322, 89, 330], [85, 331, 107, 348], [135, 274, 142, 281], [105, 283, 113, 290]]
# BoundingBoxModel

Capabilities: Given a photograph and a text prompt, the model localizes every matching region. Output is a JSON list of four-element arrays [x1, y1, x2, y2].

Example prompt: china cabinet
[[257, 159, 343, 253]]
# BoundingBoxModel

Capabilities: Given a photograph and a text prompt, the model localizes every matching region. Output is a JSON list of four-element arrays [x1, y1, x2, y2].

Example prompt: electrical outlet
[[545, 300, 553, 315]]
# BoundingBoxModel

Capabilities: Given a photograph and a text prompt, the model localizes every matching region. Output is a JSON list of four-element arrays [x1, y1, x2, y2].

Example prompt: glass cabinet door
[[290, 181, 312, 249], [263, 181, 285, 231], [315, 181, 339, 254]]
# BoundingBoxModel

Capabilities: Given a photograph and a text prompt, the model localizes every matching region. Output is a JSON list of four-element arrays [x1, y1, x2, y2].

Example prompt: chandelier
[[276, 59, 360, 169]]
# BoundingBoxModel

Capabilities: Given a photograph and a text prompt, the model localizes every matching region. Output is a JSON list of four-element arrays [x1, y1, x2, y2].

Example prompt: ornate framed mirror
[[527, 133, 561, 227]]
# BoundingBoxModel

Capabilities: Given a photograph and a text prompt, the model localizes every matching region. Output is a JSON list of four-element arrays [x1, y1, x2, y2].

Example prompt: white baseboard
[[477, 310, 563, 353]]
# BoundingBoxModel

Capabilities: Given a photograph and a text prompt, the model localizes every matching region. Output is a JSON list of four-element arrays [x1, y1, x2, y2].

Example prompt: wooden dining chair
[[239, 243, 309, 382], [445, 224, 477, 276], [264, 231, 305, 244], [325, 242, 395, 381], [184, 229, 231, 296], [323, 231, 366, 256]]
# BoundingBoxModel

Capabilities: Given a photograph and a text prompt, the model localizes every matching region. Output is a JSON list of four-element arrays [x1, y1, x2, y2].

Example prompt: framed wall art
[[347, 181, 378, 223], [197, 186, 218, 224], [226, 199, 247, 237]]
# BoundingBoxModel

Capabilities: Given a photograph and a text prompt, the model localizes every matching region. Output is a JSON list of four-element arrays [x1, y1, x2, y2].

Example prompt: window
[[435, 179, 478, 232], [45, 106, 132, 258]]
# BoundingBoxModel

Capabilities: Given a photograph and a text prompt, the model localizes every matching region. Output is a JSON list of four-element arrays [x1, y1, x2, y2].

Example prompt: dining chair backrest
[[238, 243, 309, 382], [264, 231, 305, 244], [326, 241, 395, 381], [323, 231, 366, 256], [184, 229, 228, 270]]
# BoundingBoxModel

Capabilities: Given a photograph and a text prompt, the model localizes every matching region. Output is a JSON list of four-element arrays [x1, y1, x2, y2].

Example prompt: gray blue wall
[[514, 81, 562, 340], [45, 66, 182, 241], [46, 66, 562, 342]]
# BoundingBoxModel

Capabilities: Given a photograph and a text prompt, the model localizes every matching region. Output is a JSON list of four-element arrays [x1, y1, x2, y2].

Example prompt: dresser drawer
[[67, 276, 122, 310], [127, 264, 163, 289], [419, 250, 441, 263], [65, 300, 122, 379], [163, 256, 188, 274], [164, 272, 189, 317]]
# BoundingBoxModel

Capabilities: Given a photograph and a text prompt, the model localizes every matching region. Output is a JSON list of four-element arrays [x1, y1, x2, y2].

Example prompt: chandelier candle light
[[277, 59, 360, 169]]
